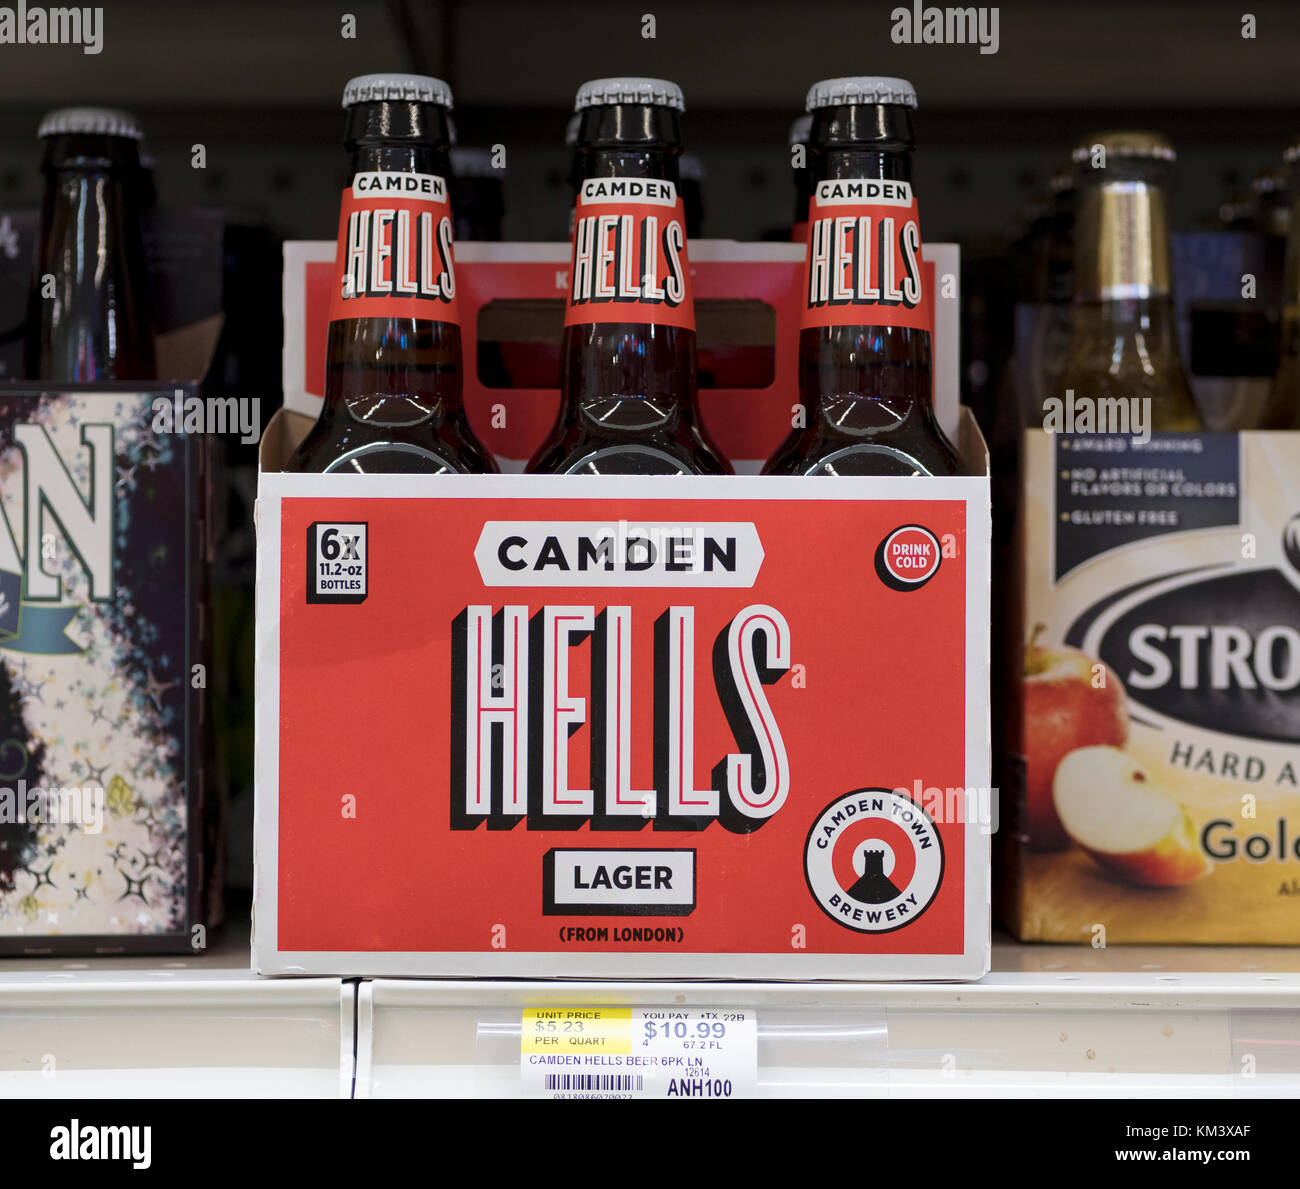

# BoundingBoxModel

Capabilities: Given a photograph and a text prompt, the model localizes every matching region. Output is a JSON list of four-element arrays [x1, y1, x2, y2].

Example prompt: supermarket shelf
[[0, 930, 353, 1099], [2, 934, 1298, 1097], [356, 940, 1300, 1098]]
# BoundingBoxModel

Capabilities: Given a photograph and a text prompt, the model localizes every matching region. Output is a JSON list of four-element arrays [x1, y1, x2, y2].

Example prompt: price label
[[520, 1007, 757, 1099]]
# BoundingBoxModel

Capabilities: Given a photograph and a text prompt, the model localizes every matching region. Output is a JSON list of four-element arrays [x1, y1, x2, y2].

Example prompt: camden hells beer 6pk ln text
[[527, 77, 730, 476], [765, 76, 960, 477], [287, 73, 497, 475]]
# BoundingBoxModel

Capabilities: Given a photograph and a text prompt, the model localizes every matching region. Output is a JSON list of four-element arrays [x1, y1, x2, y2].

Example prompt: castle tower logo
[[803, 788, 944, 933]]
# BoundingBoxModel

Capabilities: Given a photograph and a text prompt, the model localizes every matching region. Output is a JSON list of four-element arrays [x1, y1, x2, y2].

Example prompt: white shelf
[[2, 935, 1298, 1097], [356, 940, 1300, 1097], [0, 933, 353, 1099]]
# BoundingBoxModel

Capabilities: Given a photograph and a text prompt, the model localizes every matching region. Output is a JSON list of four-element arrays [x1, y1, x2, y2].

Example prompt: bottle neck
[[809, 102, 915, 184], [1064, 177, 1191, 409], [1073, 179, 1172, 302], [562, 104, 695, 414], [1055, 159, 1203, 428], [30, 132, 153, 381], [43, 130, 141, 171], [347, 141, 450, 180], [799, 103, 931, 421], [325, 100, 461, 420]]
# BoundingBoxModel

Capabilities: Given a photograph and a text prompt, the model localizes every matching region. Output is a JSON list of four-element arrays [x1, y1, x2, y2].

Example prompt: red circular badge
[[875, 524, 941, 591]]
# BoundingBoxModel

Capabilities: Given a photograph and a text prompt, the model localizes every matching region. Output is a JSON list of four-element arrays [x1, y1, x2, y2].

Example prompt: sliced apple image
[[1023, 627, 1129, 849], [1053, 746, 1211, 887]]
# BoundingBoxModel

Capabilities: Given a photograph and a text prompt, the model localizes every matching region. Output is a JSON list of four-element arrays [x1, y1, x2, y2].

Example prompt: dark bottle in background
[[679, 152, 705, 239], [1027, 165, 1078, 416], [286, 73, 498, 474], [450, 147, 506, 242], [527, 76, 729, 476], [789, 112, 812, 243], [764, 76, 961, 476], [25, 107, 157, 382]]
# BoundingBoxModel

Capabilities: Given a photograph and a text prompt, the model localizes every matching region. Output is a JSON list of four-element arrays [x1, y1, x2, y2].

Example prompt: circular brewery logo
[[1284, 513, 1300, 579], [803, 788, 944, 933], [874, 524, 942, 591]]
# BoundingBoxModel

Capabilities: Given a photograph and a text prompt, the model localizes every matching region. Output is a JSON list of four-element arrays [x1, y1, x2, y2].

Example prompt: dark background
[[0, 0, 1296, 244]]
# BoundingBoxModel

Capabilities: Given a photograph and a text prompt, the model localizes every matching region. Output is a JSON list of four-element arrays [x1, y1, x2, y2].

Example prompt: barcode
[[545, 1074, 644, 1092]]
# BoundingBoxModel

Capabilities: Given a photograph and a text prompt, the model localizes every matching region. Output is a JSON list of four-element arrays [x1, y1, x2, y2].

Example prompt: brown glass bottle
[[764, 76, 961, 477], [1054, 132, 1202, 432], [527, 77, 729, 476], [25, 107, 156, 382], [287, 73, 498, 474]]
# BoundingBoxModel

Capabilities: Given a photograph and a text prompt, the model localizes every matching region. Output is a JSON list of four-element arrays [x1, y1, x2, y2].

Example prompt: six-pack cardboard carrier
[[253, 239, 992, 980]]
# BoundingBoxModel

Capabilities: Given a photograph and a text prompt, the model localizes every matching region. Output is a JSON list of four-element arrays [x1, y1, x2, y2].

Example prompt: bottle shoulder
[[767, 394, 960, 476], [286, 406, 498, 474], [527, 421, 730, 476]]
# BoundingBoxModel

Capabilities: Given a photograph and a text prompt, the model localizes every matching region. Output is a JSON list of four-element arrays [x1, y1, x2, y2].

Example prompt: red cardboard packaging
[[254, 240, 990, 979]]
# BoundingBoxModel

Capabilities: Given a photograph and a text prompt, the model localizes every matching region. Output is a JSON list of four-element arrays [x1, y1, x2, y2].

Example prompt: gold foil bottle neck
[[1075, 180, 1172, 301]]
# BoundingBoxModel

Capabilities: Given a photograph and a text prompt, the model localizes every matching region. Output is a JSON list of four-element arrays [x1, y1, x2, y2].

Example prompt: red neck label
[[327, 170, 459, 326], [800, 177, 931, 333], [565, 176, 695, 330]]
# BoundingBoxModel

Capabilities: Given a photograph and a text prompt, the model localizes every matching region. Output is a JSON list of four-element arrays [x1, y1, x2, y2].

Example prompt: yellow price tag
[[522, 1008, 632, 1055]]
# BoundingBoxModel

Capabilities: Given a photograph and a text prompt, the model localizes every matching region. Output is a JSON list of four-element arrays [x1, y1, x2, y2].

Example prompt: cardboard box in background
[[0, 383, 214, 954], [1002, 428, 1300, 944], [255, 240, 991, 980]]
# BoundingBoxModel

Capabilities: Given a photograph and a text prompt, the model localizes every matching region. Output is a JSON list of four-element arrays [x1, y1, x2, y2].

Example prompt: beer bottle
[[1259, 136, 1300, 429], [764, 77, 960, 476], [1054, 132, 1202, 431], [789, 113, 813, 243], [527, 77, 729, 475], [286, 73, 498, 474], [25, 107, 156, 382]]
